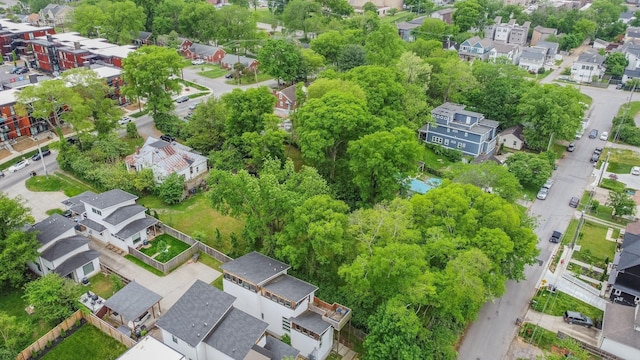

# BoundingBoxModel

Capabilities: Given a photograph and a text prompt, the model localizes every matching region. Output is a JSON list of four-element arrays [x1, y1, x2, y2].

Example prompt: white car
[[632, 166, 640, 176], [8, 159, 29, 172], [118, 116, 132, 125], [191, 59, 205, 65], [600, 131, 608, 141]]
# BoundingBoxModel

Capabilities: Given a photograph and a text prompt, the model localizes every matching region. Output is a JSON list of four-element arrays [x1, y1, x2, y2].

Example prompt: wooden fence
[[557, 331, 623, 360], [99, 263, 131, 285], [17, 310, 136, 360], [127, 223, 232, 274]]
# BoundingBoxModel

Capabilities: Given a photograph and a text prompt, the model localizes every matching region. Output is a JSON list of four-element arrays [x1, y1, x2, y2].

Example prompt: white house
[[156, 280, 300, 360], [220, 252, 352, 360], [63, 189, 158, 253], [125, 137, 208, 184], [489, 42, 521, 64], [519, 47, 547, 72], [28, 214, 100, 282], [497, 125, 525, 151], [571, 52, 606, 83], [600, 302, 640, 359]]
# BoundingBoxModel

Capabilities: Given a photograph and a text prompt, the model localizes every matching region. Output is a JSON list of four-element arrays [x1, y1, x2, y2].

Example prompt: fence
[[99, 263, 131, 285], [17, 310, 136, 360], [557, 331, 623, 360]]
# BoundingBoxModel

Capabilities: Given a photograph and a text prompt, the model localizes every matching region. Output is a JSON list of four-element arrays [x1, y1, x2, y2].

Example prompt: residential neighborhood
[[4, 1, 640, 360]]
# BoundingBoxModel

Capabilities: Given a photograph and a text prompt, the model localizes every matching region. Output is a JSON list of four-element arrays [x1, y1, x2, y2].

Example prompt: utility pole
[[614, 82, 637, 143], [33, 132, 48, 177]]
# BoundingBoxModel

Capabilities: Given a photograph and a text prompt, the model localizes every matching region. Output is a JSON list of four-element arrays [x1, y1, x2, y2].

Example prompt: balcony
[[309, 298, 351, 331]]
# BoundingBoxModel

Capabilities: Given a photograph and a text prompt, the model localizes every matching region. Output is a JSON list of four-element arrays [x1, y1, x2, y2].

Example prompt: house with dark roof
[[274, 84, 297, 112], [156, 280, 299, 360], [625, 27, 640, 43], [609, 225, 640, 306], [63, 189, 158, 253], [600, 302, 640, 359], [220, 53, 258, 71], [497, 124, 525, 150], [571, 52, 605, 83], [134, 31, 153, 46], [125, 136, 208, 184], [395, 16, 428, 42], [27, 214, 100, 282], [430, 8, 455, 24], [39, 4, 73, 27], [221, 252, 352, 360], [458, 36, 494, 61], [179, 39, 226, 64], [531, 26, 557, 46], [418, 102, 499, 158]]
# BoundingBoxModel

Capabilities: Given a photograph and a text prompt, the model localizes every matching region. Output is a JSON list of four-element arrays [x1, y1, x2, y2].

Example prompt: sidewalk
[[0, 132, 61, 166]]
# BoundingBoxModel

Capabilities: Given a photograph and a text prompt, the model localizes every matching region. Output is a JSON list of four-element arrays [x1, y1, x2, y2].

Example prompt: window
[[431, 136, 443, 144], [446, 128, 450, 133], [614, 289, 621, 296], [457, 142, 463, 149], [172, 335, 178, 343], [282, 317, 291, 332], [35, 262, 41, 272], [513, 141, 517, 146], [464, 132, 468, 137], [82, 262, 94, 276], [444, 139, 449, 146], [91, 208, 102, 216]]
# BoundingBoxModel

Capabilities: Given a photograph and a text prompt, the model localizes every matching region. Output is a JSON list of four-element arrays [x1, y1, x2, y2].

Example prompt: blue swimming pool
[[409, 178, 442, 194]]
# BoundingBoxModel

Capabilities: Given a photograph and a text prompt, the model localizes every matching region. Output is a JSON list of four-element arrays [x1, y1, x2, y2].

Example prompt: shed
[[104, 281, 162, 330], [497, 125, 525, 150]]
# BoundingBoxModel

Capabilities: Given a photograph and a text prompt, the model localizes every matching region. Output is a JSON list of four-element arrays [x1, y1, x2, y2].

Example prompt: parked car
[[176, 96, 189, 103], [550, 231, 562, 243], [563, 311, 593, 328], [8, 159, 29, 172], [537, 187, 549, 200], [569, 196, 580, 208], [594, 147, 603, 155], [188, 103, 198, 110], [118, 116, 132, 125], [31, 149, 51, 161], [160, 134, 175, 143], [617, 83, 624, 90], [589, 129, 598, 139], [590, 152, 600, 163], [9, 66, 20, 74], [543, 178, 554, 189], [567, 143, 575, 152], [632, 166, 640, 176], [0, 169, 4, 178], [225, 73, 233, 79], [600, 131, 609, 141], [191, 59, 205, 65], [16, 67, 28, 74], [62, 209, 73, 218]]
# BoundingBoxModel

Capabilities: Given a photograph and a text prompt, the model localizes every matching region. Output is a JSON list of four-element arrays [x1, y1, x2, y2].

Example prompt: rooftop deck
[[309, 298, 352, 331]]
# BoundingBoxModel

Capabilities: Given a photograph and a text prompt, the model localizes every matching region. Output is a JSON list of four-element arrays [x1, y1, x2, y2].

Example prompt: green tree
[[337, 44, 366, 72], [453, 0, 485, 32], [447, 162, 523, 202], [283, 0, 321, 38], [572, 18, 597, 40], [505, 152, 554, 189], [0, 312, 30, 358], [258, 39, 302, 85], [101, 0, 146, 45], [71, 3, 105, 37], [607, 189, 637, 218], [310, 30, 346, 66], [348, 127, 421, 204], [306, 78, 366, 101], [126, 122, 139, 139], [157, 172, 185, 204], [179, 1, 220, 43], [1, 230, 39, 290], [415, 18, 450, 42], [364, 23, 405, 66], [122, 46, 185, 116], [605, 52, 629, 77], [184, 96, 227, 154], [559, 33, 583, 51], [428, 56, 477, 103], [152, 0, 186, 35], [222, 86, 276, 142], [517, 84, 584, 150], [23, 274, 81, 324], [343, 65, 406, 124], [217, 5, 256, 43], [362, 2, 378, 14]]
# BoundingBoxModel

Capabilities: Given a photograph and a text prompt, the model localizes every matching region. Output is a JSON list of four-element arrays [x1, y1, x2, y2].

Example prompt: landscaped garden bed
[[139, 234, 190, 263]]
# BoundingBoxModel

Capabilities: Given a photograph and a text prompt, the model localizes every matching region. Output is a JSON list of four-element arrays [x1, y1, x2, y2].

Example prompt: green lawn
[[608, 161, 634, 174], [419, 145, 455, 172], [380, 11, 414, 24], [138, 193, 244, 254], [519, 323, 558, 351], [199, 252, 224, 289], [617, 101, 640, 117], [198, 65, 228, 79], [179, 78, 209, 91], [530, 289, 604, 321], [25, 172, 97, 197], [121, 137, 145, 156], [225, 72, 272, 85], [130, 109, 149, 118], [41, 324, 127, 360], [600, 178, 626, 193], [87, 273, 117, 299], [0, 287, 52, 350], [124, 254, 164, 276], [140, 234, 191, 263], [252, 7, 280, 26], [187, 92, 210, 99], [604, 148, 640, 168], [573, 221, 617, 266]]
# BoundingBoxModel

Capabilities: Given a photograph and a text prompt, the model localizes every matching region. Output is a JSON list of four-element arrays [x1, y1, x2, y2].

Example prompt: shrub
[[60, 329, 66, 338], [281, 333, 291, 345], [110, 274, 124, 292], [157, 172, 185, 204]]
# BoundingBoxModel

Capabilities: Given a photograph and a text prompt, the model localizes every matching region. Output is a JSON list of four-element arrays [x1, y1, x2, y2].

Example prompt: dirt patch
[[505, 336, 545, 359], [124, 101, 144, 111], [12, 137, 35, 152], [0, 148, 10, 161]]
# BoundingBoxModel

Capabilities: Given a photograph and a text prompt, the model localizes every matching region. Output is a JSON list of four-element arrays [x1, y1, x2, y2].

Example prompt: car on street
[[617, 83, 624, 89], [569, 196, 580, 208], [118, 116, 132, 125], [31, 149, 51, 161], [550, 231, 562, 243], [591, 152, 600, 163], [188, 103, 198, 110], [176, 96, 189, 103], [633, 166, 640, 176], [8, 159, 29, 172], [537, 187, 549, 200], [600, 131, 609, 141], [0, 169, 4, 178], [563, 311, 593, 328], [594, 147, 603, 155], [16, 67, 29, 74], [589, 129, 599, 139], [160, 134, 175, 143], [567, 143, 575, 152], [543, 178, 554, 189], [9, 66, 20, 74], [191, 59, 205, 65], [225, 73, 233, 79]]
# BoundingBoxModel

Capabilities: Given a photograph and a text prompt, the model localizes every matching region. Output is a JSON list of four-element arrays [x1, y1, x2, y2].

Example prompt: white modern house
[[488, 42, 520, 64], [519, 47, 547, 72], [571, 52, 606, 83], [28, 214, 100, 282]]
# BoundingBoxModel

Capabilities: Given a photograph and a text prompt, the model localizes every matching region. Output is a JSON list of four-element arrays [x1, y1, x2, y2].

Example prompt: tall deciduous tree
[[283, 0, 321, 38], [152, 0, 186, 35], [364, 23, 405, 66], [71, 4, 105, 37], [0, 312, 30, 358], [179, 2, 220, 43], [221, 86, 276, 142], [0, 195, 38, 289], [348, 127, 421, 204], [101, 0, 146, 45], [447, 162, 523, 202], [258, 39, 302, 84], [23, 274, 81, 324], [505, 152, 554, 189], [310, 30, 346, 66], [184, 97, 228, 154], [337, 44, 366, 72], [217, 5, 256, 43], [157, 172, 185, 204], [607, 190, 637, 218], [605, 52, 629, 77], [453, 0, 485, 32], [122, 46, 184, 116]]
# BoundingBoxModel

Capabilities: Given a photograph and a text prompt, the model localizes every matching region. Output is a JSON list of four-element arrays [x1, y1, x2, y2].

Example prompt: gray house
[[418, 102, 499, 158]]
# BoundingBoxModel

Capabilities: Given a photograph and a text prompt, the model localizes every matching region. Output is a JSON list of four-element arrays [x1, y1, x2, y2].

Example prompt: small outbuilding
[[104, 281, 162, 331], [497, 125, 525, 151]]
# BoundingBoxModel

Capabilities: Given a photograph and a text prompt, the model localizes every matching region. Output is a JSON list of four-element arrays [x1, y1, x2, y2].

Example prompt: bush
[[154, 112, 184, 138], [426, 143, 463, 162], [157, 172, 185, 204], [126, 122, 139, 139], [281, 333, 291, 345]]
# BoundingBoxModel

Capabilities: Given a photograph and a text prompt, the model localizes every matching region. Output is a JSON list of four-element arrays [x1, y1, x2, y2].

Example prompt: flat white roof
[[117, 337, 184, 360], [0, 88, 21, 106], [92, 45, 136, 58], [0, 19, 53, 33], [92, 65, 122, 79], [35, 32, 115, 50]]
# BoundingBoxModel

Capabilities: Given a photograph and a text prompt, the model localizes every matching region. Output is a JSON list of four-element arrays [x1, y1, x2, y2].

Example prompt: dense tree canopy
[[0, 194, 37, 290]]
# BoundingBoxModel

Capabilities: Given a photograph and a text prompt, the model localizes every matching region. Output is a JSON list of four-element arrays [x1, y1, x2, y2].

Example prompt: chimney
[[74, 41, 81, 50], [46, 34, 52, 42], [29, 74, 38, 84], [135, 146, 140, 155]]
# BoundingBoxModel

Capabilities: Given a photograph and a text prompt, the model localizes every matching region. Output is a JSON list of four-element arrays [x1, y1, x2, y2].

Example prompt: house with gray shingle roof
[[519, 47, 548, 73], [458, 36, 494, 61], [39, 4, 73, 27], [488, 42, 521, 64], [221, 252, 352, 360], [600, 302, 640, 359], [27, 214, 100, 283], [125, 137, 207, 185], [220, 53, 258, 71], [274, 84, 298, 112], [179, 40, 226, 64], [157, 280, 299, 360], [571, 52, 605, 83]]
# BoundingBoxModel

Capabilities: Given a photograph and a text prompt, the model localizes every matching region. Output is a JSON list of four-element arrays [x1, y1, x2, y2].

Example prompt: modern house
[[486, 17, 530, 46], [156, 279, 300, 360], [518, 47, 547, 73], [488, 42, 520, 64], [220, 54, 258, 71], [39, 4, 74, 27], [118, 336, 186, 360], [418, 102, 499, 158], [497, 125, 525, 151], [180, 40, 226, 64], [28, 214, 101, 282], [62, 189, 158, 253], [531, 26, 557, 46], [274, 84, 298, 112], [600, 302, 640, 359], [609, 223, 640, 307], [220, 252, 352, 360], [0, 19, 55, 59], [458, 36, 494, 61], [395, 16, 428, 42], [571, 52, 605, 83], [125, 136, 208, 184]]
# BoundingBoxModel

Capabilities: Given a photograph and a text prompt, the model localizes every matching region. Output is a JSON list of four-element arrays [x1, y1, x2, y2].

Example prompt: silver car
[[8, 159, 29, 172], [537, 187, 549, 200]]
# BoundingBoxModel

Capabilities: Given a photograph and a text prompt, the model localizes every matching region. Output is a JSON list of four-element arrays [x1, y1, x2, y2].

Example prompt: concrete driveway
[[90, 239, 220, 313], [524, 309, 600, 346]]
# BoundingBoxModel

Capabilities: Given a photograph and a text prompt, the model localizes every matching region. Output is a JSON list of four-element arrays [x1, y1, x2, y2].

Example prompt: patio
[[103, 281, 162, 332]]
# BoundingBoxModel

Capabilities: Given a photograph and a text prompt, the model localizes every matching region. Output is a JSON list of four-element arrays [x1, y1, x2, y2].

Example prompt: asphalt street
[[457, 85, 629, 359]]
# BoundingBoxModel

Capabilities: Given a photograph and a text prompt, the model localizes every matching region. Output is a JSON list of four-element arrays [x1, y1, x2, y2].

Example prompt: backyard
[[40, 324, 127, 360], [87, 273, 118, 299], [604, 148, 640, 175], [0, 287, 52, 351], [572, 221, 617, 266], [139, 234, 191, 263]]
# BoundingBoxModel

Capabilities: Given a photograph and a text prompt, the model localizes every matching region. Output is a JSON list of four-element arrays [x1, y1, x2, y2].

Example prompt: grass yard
[[519, 323, 558, 351], [225, 72, 272, 85], [530, 289, 604, 321], [124, 254, 164, 276], [600, 178, 627, 193], [604, 148, 640, 169], [41, 324, 127, 360], [87, 273, 117, 299], [25, 172, 97, 197], [139, 193, 244, 254], [121, 137, 145, 155], [419, 145, 455, 172], [187, 92, 210, 99], [380, 11, 414, 24], [617, 101, 640, 117], [608, 161, 634, 174], [285, 144, 304, 171], [179, 79, 209, 91], [199, 252, 224, 289], [573, 221, 617, 266], [140, 234, 191, 263], [198, 65, 228, 79], [578, 92, 592, 107], [550, 143, 566, 160], [253, 7, 280, 25], [0, 287, 52, 350]]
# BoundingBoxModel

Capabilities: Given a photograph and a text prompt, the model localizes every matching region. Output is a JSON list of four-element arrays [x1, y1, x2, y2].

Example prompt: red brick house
[[274, 84, 297, 112], [0, 19, 54, 59], [220, 53, 258, 71], [180, 40, 226, 64]]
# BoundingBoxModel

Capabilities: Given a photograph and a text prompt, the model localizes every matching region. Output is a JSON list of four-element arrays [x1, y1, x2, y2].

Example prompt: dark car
[[31, 149, 51, 161], [160, 134, 175, 143], [591, 152, 600, 163], [176, 96, 189, 103], [0, 169, 4, 178], [9, 66, 19, 74], [550, 231, 562, 243], [569, 196, 580, 208], [589, 129, 599, 139], [16, 67, 28, 74], [594, 147, 603, 155], [563, 311, 593, 328], [567, 143, 575, 152], [62, 209, 73, 218], [225, 73, 233, 79]]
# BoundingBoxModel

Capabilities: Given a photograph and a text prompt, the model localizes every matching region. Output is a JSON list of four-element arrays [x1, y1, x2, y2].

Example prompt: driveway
[[523, 309, 600, 347], [90, 239, 220, 312]]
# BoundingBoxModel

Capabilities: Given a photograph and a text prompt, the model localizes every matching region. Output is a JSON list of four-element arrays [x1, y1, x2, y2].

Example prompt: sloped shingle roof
[[30, 214, 76, 246]]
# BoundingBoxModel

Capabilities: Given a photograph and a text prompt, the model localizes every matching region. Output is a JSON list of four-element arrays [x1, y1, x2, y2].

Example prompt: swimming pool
[[409, 178, 442, 194]]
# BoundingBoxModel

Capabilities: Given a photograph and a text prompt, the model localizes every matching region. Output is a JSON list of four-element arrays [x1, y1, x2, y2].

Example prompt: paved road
[[458, 85, 629, 360]]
